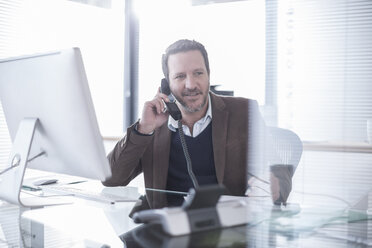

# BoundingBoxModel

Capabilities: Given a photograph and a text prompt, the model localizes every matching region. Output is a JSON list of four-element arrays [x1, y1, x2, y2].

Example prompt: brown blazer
[[103, 92, 265, 208]]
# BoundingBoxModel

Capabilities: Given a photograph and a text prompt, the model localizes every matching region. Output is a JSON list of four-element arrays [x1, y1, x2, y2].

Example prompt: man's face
[[167, 50, 210, 113]]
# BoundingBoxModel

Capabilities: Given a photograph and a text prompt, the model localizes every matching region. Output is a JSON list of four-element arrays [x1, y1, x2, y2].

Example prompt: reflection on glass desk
[[1, 186, 372, 247], [121, 199, 372, 248], [121, 223, 248, 248]]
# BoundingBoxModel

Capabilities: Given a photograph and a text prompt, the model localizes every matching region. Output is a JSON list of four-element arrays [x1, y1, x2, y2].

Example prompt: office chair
[[266, 126, 303, 204], [267, 127, 303, 171], [210, 85, 234, 96]]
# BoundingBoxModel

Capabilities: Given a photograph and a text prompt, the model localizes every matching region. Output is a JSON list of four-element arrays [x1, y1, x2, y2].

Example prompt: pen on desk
[[22, 185, 41, 191], [67, 180, 87, 185]]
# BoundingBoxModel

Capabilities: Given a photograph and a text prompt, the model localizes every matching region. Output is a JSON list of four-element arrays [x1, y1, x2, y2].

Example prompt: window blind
[[0, 0, 23, 170], [275, 0, 372, 207], [277, 0, 372, 143]]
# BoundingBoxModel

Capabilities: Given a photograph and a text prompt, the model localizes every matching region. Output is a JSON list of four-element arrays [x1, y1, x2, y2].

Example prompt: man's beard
[[174, 88, 209, 113]]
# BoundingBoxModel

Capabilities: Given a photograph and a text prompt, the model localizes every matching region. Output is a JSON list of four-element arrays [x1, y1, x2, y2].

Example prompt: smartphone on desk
[[161, 78, 182, 121]]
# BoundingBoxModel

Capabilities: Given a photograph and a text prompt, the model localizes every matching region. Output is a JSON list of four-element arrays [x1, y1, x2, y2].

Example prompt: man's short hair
[[162, 39, 210, 81]]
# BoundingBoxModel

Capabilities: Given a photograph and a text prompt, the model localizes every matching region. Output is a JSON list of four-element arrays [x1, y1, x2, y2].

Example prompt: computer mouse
[[33, 178, 58, 186]]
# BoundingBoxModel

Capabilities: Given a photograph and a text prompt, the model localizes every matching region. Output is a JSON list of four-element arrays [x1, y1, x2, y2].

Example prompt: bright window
[[136, 0, 266, 117], [0, 0, 125, 169]]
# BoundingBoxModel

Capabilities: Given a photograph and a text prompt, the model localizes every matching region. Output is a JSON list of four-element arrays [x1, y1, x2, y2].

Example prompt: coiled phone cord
[[178, 120, 199, 189]]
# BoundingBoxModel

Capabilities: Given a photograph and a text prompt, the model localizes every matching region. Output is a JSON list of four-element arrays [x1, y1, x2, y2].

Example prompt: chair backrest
[[267, 127, 303, 173]]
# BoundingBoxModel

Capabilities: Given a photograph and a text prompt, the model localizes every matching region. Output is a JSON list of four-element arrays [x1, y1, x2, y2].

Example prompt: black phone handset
[[160, 78, 182, 121]]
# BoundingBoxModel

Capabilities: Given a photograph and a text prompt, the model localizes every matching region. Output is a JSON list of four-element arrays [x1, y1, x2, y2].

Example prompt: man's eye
[[175, 75, 185, 79], [195, 71, 203, 76]]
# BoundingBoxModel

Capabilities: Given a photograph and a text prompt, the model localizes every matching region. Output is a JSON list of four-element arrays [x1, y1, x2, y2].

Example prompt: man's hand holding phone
[[137, 78, 182, 135], [137, 89, 170, 135]]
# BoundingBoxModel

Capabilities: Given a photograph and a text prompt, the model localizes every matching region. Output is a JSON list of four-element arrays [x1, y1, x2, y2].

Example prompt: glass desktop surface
[[121, 187, 371, 248], [144, 187, 189, 207], [2, 185, 372, 248], [119, 198, 372, 248]]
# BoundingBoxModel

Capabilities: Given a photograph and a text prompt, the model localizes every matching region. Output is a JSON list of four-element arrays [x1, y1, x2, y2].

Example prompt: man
[[103, 39, 284, 209]]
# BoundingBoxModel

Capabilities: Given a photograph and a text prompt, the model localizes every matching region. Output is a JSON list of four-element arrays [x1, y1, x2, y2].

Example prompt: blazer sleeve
[[102, 121, 154, 186]]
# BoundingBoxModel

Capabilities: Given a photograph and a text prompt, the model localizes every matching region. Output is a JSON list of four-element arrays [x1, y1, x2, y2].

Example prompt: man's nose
[[185, 75, 197, 89]]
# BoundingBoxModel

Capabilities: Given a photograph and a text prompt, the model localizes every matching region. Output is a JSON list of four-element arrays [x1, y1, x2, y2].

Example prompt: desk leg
[[31, 220, 44, 248]]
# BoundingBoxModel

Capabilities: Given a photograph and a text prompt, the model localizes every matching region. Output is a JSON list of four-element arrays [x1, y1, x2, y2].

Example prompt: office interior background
[[1, 0, 372, 207]]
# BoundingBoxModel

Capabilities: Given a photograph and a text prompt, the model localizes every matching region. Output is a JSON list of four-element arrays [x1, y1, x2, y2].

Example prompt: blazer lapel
[[210, 93, 229, 184], [153, 124, 171, 190]]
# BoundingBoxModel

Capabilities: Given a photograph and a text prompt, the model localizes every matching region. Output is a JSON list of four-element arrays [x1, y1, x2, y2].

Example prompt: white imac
[[0, 48, 111, 206]]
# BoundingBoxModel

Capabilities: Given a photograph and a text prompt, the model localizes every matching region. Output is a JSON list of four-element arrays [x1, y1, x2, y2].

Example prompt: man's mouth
[[182, 91, 202, 97]]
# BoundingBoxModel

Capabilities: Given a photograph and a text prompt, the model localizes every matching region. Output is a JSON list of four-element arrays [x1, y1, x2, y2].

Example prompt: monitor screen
[[0, 48, 111, 181]]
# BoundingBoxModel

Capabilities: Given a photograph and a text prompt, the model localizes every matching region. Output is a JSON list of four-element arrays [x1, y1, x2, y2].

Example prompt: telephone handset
[[160, 78, 182, 121]]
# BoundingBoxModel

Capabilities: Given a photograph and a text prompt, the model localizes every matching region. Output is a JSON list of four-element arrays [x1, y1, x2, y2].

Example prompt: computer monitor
[[0, 48, 111, 206]]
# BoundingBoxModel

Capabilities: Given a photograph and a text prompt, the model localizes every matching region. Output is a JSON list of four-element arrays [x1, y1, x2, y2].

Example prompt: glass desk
[[1, 181, 372, 247]]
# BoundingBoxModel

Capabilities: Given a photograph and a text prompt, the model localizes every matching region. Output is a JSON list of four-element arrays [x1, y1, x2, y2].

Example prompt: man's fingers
[[152, 94, 169, 114], [160, 98, 167, 113], [156, 97, 165, 114]]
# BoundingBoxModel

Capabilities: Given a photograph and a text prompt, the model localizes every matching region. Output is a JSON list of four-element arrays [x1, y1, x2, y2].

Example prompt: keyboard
[[42, 185, 138, 204]]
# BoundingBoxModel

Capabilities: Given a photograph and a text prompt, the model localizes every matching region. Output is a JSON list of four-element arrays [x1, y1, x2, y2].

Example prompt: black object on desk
[[182, 184, 226, 233], [120, 222, 244, 248], [133, 184, 229, 236]]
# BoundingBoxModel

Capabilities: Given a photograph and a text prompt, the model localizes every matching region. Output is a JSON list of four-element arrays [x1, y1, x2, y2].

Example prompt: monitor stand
[[0, 118, 71, 207]]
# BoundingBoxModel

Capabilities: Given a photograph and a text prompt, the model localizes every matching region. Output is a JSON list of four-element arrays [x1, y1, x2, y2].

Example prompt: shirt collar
[[168, 94, 212, 132]]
